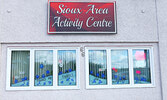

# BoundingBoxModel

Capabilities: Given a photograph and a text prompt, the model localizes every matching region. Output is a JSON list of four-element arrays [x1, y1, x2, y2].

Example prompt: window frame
[[6, 47, 80, 90], [85, 47, 155, 89]]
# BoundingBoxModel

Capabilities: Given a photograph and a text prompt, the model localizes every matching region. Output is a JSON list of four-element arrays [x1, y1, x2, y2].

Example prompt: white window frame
[[85, 47, 155, 89], [6, 47, 80, 90]]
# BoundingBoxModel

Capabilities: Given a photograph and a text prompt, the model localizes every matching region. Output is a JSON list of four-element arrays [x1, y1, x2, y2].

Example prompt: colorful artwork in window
[[11, 51, 30, 87], [111, 50, 129, 84], [89, 50, 107, 85], [58, 50, 76, 86], [133, 49, 151, 84], [34, 50, 53, 86]]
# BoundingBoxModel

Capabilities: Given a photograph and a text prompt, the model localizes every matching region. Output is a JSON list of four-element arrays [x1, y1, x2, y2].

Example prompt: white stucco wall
[[0, 0, 166, 100], [0, 0, 158, 43]]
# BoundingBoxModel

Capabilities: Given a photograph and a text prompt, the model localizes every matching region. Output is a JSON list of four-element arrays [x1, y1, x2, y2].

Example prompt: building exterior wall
[[0, 0, 158, 43], [0, 0, 166, 100]]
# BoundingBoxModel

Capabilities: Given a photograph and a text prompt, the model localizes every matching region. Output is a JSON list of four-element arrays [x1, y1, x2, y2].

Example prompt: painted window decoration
[[133, 49, 151, 84], [89, 50, 107, 85], [10, 51, 30, 87], [111, 50, 130, 85], [34, 50, 53, 86], [58, 50, 76, 86]]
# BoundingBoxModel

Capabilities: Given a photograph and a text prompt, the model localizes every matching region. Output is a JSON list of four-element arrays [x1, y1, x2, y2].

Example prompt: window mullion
[[30, 49, 35, 89], [129, 49, 134, 86], [150, 48, 155, 86], [6, 49, 11, 90], [76, 48, 80, 88], [53, 49, 57, 88], [107, 49, 112, 87], [85, 48, 89, 89]]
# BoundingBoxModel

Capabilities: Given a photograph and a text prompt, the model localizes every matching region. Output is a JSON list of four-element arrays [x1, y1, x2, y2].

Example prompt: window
[[57, 50, 77, 86], [6, 48, 80, 90], [89, 50, 107, 85], [86, 47, 154, 89], [6, 46, 154, 90], [111, 50, 129, 85], [10, 51, 30, 87], [34, 50, 53, 86], [133, 49, 151, 84]]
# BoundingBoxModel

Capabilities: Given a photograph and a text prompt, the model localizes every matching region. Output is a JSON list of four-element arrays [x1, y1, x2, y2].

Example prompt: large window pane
[[34, 50, 53, 86], [133, 49, 151, 84], [10, 51, 30, 87], [111, 50, 129, 85], [58, 50, 76, 86], [89, 50, 107, 85]]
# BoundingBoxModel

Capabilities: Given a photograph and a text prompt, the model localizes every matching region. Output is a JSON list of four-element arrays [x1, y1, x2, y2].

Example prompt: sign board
[[48, 2, 117, 34]]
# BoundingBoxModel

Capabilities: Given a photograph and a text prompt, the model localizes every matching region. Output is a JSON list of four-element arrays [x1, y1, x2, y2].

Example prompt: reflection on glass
[[34, 50, 53, 86], [89, 50, 107, 85], [58, 50, 76, 86], [111, 50, 129, 85], [133, 49, 151, 84], [11, 51, 30, 87]]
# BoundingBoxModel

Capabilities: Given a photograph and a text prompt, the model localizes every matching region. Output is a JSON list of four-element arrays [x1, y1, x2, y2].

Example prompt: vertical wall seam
[[154, 0, 163, 100]]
